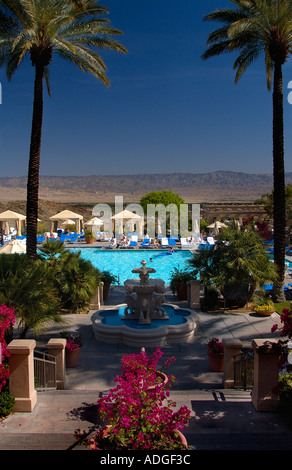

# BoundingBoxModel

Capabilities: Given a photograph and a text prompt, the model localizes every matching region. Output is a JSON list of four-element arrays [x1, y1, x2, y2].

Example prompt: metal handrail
[[34, 349, 57, 391], [233, 348, 254, 390]]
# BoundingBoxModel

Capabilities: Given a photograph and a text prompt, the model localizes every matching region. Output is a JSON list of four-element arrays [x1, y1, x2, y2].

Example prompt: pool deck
[[62, 238, 198, 252]]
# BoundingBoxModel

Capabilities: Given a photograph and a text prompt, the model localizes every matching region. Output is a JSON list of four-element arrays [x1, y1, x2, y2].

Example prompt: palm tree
[[0, 0, 127, 258], [188, 223, 277, 308], [0, 254, 63, 338], [202, 0, 292, 301]]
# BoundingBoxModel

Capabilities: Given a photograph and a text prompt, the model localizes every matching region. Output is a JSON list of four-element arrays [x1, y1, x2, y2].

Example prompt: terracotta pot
[[65, 347, 81, 368], [147, 371, 168, 404], [96, 425, 188, 450], [176, 282, 188, 300], [103, 282, 111, 300], [85, 236, 94, 244], [176, 429, 188, 448], [147, 371, 168, 390], [208, 352, 224, 372], [254, 309, 275, 316]]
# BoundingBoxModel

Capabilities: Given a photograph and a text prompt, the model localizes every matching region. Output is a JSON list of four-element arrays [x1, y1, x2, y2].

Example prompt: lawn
[[274, 301, 290, 314]]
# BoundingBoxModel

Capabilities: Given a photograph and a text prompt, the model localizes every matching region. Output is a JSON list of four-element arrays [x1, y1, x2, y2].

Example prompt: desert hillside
[[1, 171, 289, 204]]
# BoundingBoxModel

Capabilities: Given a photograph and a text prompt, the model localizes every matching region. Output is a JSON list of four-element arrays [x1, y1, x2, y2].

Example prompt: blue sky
[[1, 0, 292, 177]]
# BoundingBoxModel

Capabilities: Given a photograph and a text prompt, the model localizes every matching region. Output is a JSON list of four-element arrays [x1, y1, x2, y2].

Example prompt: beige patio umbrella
[[207, 221, 227, 236], [0, 210, 26, 236], [84, 217, 104, 227], [61, 219, 76, 226], [111, 210, 143, 238], [49, 210, 83, 234], [0, 239, 26, 254]]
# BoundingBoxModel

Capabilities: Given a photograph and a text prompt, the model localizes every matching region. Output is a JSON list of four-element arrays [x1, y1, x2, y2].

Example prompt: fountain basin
[[91, 303, 197, 347]]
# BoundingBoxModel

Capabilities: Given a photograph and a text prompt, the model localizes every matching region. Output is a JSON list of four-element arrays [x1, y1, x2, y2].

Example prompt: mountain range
[[1, 171, 292, 204]]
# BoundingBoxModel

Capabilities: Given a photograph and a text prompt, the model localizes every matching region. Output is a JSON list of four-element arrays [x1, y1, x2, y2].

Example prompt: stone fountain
[[91, 259, 197, 347], [123, 259, 169, 324]]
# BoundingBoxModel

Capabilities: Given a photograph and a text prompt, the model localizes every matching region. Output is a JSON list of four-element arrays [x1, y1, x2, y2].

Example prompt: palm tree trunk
[[26, 63, 44, 258], [272, 60, 286, 302]]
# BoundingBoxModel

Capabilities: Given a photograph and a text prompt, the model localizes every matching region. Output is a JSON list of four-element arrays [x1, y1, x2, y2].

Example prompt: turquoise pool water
[[69, 248, 193, 284], [99, 304, 191, 329]]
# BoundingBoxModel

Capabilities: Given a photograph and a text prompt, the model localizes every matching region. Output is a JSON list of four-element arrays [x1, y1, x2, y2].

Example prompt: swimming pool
[[69, 248, 193, 284]]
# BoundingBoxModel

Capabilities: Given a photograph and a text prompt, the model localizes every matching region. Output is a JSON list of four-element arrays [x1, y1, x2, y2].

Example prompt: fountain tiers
[[123, 259, 169, 324], [91, 304, 197, 347]]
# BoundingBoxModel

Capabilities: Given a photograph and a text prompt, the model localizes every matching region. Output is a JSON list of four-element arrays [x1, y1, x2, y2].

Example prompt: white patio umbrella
[[0, 210, 26, 236], [0, 239, 26, 254]]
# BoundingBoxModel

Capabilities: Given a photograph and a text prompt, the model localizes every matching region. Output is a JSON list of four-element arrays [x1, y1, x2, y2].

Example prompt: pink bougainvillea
[[0, 305, 16, 391], [272, 308, 292, 339], [75, 347, 190, 450]]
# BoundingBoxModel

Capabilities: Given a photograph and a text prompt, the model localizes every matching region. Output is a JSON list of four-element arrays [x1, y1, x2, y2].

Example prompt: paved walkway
[[1, 286, 292, 450]]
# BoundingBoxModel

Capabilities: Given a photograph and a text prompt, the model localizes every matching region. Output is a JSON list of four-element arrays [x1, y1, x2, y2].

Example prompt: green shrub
[[0, 387, 15, 418]]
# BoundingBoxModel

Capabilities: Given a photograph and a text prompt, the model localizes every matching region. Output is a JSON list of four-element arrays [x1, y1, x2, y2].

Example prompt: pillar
[[46, 338, 67, 390], [7, 339, 37, 412], [223, 338, 243, 389], [187, 280, 200, 309], [251, 339, 280, 411], [90, 282, 104, 310]]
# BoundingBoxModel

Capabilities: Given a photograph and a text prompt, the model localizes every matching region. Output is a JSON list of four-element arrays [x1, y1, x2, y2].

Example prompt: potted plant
[[101, 270, 118, 300], [253, 295, 275, 316], [75, 347, 190, 450], [85, 231, 94, 244], [169, 267, 195, 300], [189, 223, 277, 308], [61, 332, 83, 368], [206, 337, 224, 372]]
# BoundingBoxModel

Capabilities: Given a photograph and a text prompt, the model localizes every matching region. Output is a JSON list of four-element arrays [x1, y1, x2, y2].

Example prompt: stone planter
[[65, 347, 81, 368], [208, 352, 224, 372]]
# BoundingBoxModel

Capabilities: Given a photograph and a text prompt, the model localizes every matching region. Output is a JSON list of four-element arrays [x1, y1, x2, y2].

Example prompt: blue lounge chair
[[141, 238, 150, 247], [263, 284, 273, 291], [169, 238, 176, 246], [69, 237, 78, 243], [59, 234, 69, 241], [263, 284, 288, 292]]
